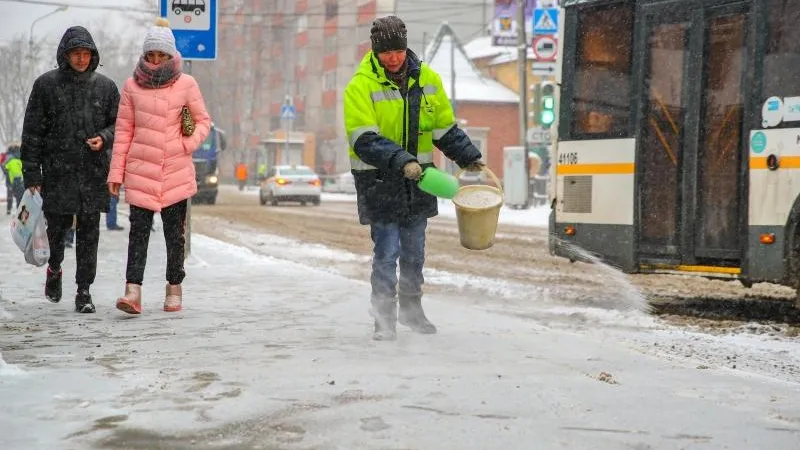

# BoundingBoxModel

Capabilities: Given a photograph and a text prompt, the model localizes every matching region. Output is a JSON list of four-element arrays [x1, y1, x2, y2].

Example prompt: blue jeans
[[370, 218, 427, 299], [107, 195, 118, 228]]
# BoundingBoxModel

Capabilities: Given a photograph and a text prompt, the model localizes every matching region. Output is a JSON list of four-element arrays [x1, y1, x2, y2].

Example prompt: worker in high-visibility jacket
[[344, 15, 484, 341], [235, 162, 248, 191], [3, 143, 24, 208]]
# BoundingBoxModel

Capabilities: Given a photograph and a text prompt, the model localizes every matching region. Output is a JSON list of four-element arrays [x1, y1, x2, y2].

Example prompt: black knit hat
[[371, 16, 407, 54]]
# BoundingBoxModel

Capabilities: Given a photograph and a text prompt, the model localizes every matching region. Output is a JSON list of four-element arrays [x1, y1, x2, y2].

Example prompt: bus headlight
[[206, 175, 218, 184]]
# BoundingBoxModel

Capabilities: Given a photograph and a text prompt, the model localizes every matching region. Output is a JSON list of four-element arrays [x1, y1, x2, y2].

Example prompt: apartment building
[[211, 0, 494, 175]]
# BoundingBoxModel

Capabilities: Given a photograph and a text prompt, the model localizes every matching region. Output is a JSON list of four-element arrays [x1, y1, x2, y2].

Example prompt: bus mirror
[[218, 132, 227, 151]]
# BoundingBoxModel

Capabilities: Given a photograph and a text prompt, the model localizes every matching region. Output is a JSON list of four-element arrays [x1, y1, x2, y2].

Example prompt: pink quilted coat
[[108, 74, 211, 212]]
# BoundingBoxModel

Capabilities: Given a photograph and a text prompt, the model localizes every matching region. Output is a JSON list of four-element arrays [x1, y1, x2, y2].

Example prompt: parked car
[[259, 165, 321, 206], [322, 172, 356, 194]]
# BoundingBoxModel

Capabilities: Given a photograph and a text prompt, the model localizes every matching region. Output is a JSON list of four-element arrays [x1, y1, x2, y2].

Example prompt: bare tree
[[0, 35, 41, 145], [90, 28, 142, 89]]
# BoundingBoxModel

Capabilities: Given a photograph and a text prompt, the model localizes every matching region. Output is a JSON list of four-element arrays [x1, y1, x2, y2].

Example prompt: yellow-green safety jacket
[[343, 50, 480, 224], [4, 157, 23, 185]]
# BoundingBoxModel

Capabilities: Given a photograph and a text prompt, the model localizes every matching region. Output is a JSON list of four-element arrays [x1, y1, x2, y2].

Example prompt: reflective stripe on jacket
[[344, 51, 456, 171], [343, 50, 481, 225]]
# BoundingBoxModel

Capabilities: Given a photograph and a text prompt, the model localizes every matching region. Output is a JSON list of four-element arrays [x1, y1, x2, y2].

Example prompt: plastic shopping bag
[[9, 190, 49, 266], [24, 213, 50, 266]]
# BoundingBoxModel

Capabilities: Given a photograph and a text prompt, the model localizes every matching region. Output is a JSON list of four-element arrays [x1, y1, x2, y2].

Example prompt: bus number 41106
[[558, 152, 578, 165]]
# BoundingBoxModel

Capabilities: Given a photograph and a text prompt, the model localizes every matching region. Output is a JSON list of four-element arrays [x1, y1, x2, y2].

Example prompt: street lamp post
[[28, 6, 68, 64]]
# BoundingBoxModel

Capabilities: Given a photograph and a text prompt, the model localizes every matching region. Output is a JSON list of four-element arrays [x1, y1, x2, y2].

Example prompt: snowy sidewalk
[[1, 212, 799, 449]]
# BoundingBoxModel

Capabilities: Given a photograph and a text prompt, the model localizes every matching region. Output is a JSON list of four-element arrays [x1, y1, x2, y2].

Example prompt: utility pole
[[284, 96, 292, 165], [517, 0, 531, 208], [184, 60, 193, 259], [517, 0, 528, 149], [450, 26, 456, 116], [29, 7, 68, 83], [282, 0, 294, 165]]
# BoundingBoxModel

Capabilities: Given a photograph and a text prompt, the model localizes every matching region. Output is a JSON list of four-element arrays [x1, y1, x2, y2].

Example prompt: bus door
[[637, 1, 751, 266]]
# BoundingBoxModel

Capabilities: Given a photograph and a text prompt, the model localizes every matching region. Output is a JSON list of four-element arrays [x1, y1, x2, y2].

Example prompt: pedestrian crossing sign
[[533, 8, 559, 35], [281, 104, 296, 120]]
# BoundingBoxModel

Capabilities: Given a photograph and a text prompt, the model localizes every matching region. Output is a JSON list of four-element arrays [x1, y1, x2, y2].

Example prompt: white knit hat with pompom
[[143, 17, 177, 57]]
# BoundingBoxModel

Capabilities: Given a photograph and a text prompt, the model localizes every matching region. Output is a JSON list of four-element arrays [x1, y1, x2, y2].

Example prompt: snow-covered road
[[1, 200, 798, 449]]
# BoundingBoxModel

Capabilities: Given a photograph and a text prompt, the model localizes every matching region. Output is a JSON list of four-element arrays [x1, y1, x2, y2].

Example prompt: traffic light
[[540, 82, 556, 128]]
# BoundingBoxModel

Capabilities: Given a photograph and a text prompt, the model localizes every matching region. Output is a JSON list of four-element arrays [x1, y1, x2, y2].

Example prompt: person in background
[[3, 143, 23, 211], [1, 144, 15, 214], [343, 16, 484, 340], [108, 18, 211, 315], [258, 162, 267, 182], [235, 161, 248, 191], [64, 217, 76, 248], [106, 194, 124, 230], [20, 26, 119, 314]]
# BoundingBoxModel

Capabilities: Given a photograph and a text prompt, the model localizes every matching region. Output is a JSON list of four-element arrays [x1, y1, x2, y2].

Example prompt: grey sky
[[0, 0, 155, 44]]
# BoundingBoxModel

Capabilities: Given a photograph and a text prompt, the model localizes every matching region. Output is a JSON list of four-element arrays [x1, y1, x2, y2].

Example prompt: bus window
[[572, 3, 634, 138], [763, 0, 800, 119]]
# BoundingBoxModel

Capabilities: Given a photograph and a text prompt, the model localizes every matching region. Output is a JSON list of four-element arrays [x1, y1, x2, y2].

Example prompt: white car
[[259, 165, 321, 206], [322, 172, 356, 194]]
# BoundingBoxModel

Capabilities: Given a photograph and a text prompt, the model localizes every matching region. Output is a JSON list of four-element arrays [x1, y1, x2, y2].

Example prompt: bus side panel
[[747, 226, 784, 283], [551, 139, 637, 272], [747, 128, 800, 283]]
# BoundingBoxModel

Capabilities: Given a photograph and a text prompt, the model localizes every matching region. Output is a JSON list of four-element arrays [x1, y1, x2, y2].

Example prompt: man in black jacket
[[21, 26, 120, 313]]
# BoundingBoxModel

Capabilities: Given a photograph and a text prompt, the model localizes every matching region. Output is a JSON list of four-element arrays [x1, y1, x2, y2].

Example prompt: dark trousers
[[369, 218, 427, 299], [126, 200, 187, 286], [45, 211, 100, 290], [5, 184, 12, 213], [11, 179, 23, 204], [106, 195, 118, 228]]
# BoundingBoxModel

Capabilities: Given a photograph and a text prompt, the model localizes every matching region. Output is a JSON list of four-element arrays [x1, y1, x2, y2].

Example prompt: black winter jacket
[[21, 26, 120, 215]]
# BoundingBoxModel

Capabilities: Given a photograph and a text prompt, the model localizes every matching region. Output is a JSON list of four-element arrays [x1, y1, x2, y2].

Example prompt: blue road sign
[[159, 0, 218, 60], [533, 8, 559, 35], [281, 104, 296, 121]]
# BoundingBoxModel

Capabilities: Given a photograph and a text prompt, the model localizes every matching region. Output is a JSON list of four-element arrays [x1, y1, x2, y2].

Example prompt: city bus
[[549, 0, 800, 292], [192, 124, 226, 205]]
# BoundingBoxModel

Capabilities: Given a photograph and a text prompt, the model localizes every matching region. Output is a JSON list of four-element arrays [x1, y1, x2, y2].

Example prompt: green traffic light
[[540, 110, 555, 125]]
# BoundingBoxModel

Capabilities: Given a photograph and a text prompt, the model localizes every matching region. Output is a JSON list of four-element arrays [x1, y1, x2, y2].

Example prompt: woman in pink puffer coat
[[108, 18, 210, 315]]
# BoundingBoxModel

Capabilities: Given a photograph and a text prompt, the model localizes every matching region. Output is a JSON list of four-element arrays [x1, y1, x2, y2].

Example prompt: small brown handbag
[[181, 106, 195, 136]]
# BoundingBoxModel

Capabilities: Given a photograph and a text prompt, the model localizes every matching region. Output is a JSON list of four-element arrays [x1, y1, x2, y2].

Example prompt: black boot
[[45, 267, 62, 303], [399, 295, 437, 334], [370, 296, 398, 341], [75, 288, 96, 313]]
